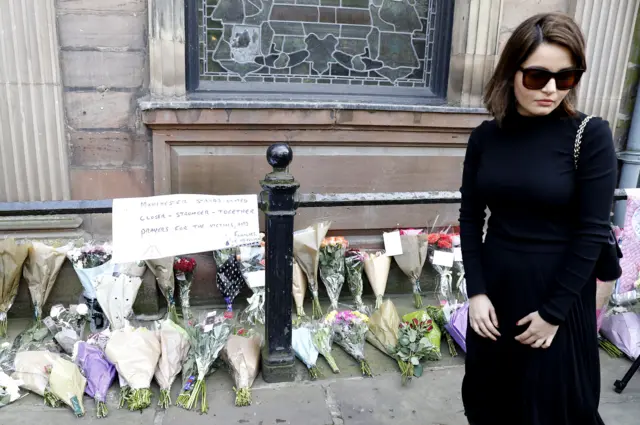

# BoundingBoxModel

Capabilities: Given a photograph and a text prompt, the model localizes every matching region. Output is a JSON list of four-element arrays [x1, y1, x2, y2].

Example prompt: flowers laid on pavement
[[401, 310, 442, 362], [294, 221, 331, 319], [363, 251, 391, 310], [12, 350, 63, 407], [393, 229, 429, 309], [222, 328, 262, 406], [330, 310, 373, 377], [344, 249, 367, 313], [319, 236, 348, 312], [310, 319, 340, 373], [174, 257, 197, 325], [105, 326, 161, 411], [154, 319, 190, 409], [366, 299, 401, 359], [0, 238, 29, 338], [237, 244, 266, 325], [292, 326, 320, 379], [292, 258, 308, 323], [72, 341, 117, 418], [213, 249, 247, 319], [48, 357, 87, 417], [393, 317, 440, 385], [146, 257, 179, 323]]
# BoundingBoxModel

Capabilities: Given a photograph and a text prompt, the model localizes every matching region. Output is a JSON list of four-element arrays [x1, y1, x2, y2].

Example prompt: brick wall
[[57, 0, 152, 204]]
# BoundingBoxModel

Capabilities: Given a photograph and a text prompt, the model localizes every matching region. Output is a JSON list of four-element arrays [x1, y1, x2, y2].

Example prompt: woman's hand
[[515, 311, 559, 348], [469, 294, 501, 340]]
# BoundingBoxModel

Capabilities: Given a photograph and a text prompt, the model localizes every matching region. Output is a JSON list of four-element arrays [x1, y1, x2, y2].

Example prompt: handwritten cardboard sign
[[111, 194, 261, 263]]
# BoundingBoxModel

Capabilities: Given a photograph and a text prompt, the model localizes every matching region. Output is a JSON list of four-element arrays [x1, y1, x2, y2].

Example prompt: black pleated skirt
[[462, 236, 605, 425]]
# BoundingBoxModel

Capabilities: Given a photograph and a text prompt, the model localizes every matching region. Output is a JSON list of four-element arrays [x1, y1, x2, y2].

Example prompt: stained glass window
[[197, 0, 439, 89]]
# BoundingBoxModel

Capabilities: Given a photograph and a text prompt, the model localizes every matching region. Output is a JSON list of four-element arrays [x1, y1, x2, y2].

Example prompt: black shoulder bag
[[574, 115, 622, 282]]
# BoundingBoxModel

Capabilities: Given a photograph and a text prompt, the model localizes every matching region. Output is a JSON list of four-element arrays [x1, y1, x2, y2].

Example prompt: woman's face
[[514, 42, 575, 117]]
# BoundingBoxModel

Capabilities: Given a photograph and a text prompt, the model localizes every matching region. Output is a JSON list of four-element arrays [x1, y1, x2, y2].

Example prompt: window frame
[[184, 0, 455, 104]]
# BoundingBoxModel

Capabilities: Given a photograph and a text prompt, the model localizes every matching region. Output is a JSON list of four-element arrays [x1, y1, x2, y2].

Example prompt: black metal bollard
[[259, 143, 299, 383]]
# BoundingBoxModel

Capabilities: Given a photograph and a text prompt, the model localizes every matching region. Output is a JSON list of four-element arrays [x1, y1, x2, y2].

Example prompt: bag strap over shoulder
[[574, 115, 594, 170]]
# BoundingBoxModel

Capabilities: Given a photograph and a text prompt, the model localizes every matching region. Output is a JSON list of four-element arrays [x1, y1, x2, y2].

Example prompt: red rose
[[427, 233, 440, 244]]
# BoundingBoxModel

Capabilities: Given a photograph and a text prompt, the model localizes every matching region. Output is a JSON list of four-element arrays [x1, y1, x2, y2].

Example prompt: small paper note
[[383, 231, 403, 256], [454, 247, 463, 262], [432, 250, 454, 268]]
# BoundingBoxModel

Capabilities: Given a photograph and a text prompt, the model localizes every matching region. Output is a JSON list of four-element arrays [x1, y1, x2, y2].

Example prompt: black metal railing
[[0, 143, 630, 383]]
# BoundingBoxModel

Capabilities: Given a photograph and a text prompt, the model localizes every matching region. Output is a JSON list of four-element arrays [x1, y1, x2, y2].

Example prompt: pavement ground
[[1, 295, 638, 425]]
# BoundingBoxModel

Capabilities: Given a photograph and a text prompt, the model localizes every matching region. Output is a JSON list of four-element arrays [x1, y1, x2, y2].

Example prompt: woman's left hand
[[515, 311, 559, 348]]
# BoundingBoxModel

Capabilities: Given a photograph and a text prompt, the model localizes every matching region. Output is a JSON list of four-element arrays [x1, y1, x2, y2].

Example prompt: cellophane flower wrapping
[[177, 312, 231, 413], [393, 230, 429, 308], [401, 311, 442, 360], [105, 326, 161, 411], [363, 251, 391, 310], [0, 342, 15, 374], [393, 318, 440, 384], [365, 299, 400, 358], [292, 259, 308, 322], [319, 237, 348, 312], [0, 238, 29, 338], [12, 350, 63, 407], [94, 273, 142, 331], [292, 326, 320, 379], [154, 319, 190, 409], [445, 302, 469, 353], [428, 232, 456, 305], [72, 341, 116, 418], [600, 309, 640, 360], [237, 245, 266, 325], [67, 242, 114, 332], [145, 257, 178, 323], [114, 261, 146, 278], [221, 329, 263, 406], [309, 319, 340, 373], [330, 310, 372, 376], [50, 304, 89, 354], [213, 249, 247, 319], [294, 222, 331, 319], [24, 242, 72, 327], [595, 279, 616, 332], [48, 357, 87, 417], [344, 250, 366, 313], [0, 370, 22, 407], [11, 322, 60, 354], [174, 257, 197, 326]]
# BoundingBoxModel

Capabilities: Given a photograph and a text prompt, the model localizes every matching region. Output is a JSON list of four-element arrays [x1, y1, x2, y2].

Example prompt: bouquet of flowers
[[50, 304, 89, 354], [292, 259, 307, 323], [154, 319, 190, 409], [445, 302, 469, 353], [237, 245, 266, 325], [67, 242, 114, 332], [177, 313, 231, 412], [23, 242, 71, 327], [292, 326, 320, 379], [402, 310, 442, 361], [94, 273, 142, 331], [452, 234, 468, 303], [175, 347, 197, 408], [105, 326, 161, 411], [174, 257, 197, 325], [115, 261, 146, 278], [600, 309, 640, 359], [48, 356, 87, 417], [426, 305, 457, 357], [428, 232, 456, 305], [319, 237, 348, 312], [12, 350, 63, 407], [310, 319, 340, 373], [213, 249, 247, 319], [0, 238, 29, 337], [363, 251, 391, 309], [294, 221, 331, 319], [393, 318, 440, 384], [221, 328, 262, 406], [393, 229, 429, 308], [344, 250, 366, 313], [72, 341, 117, 418], [330, 310, 372, 376], [146, 257, 178, 323], [365, 299, 400, 358], [0, 370, 22, 407]]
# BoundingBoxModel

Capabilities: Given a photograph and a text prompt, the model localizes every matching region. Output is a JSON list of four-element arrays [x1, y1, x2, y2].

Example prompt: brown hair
[[483, 13, 587, 124]]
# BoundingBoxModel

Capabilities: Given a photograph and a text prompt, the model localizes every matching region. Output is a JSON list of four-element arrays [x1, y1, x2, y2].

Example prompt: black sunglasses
[[519, 67, 585, 90]]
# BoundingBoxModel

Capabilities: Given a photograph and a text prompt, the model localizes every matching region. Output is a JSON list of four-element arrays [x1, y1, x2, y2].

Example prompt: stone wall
[[57, 0, 153, 208]]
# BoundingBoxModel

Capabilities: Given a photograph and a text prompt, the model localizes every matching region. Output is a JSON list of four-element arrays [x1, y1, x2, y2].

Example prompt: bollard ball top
[[266, 143, 293, 169]]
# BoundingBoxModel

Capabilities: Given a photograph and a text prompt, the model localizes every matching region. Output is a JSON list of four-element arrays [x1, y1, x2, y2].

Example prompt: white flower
[[75, 304, 89, 316]]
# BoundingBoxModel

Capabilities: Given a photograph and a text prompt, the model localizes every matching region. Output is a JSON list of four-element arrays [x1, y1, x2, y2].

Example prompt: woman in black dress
[[459, 13, 616, 425]]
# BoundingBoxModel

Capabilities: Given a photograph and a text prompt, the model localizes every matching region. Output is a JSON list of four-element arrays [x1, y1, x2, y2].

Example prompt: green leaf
[[410, 356, 420, 366], [409, 330, 417, 343], [400, 337, 410, 346], [419, 337, 430, 347], [409, 342, 418, 352], [413, 364, 424, 377]]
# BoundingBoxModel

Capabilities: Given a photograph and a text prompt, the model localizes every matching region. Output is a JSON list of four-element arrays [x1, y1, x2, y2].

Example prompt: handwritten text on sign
[[111, 194, 261, 263]]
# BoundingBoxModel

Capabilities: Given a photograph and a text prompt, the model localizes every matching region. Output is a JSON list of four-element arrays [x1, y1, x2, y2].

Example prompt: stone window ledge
[[138, 96, 487, 115]]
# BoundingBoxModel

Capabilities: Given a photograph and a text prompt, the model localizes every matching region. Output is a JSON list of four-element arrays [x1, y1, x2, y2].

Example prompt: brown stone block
[[70, 131, 150, 167], [58, 13, 145, 49], [64, 91, 134, 129], [70, 168, 152, 200], [271, 5, 318, 22], [319, 7, 336, 23], [336, 8, 371, 25]]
